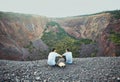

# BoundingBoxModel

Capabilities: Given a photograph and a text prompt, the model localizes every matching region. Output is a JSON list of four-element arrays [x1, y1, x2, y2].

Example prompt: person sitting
[[62, 49, 73, 64], [47, 48, 62, 66]]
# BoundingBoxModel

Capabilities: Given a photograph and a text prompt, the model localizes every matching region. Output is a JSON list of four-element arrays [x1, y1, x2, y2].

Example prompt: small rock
[[34, 71, 37, 75], [35, 76, 40, 80], [117, 77, 120, 80], [44, 80, 47, 82]]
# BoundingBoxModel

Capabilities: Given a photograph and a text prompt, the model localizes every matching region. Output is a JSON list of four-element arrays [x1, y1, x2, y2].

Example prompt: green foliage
[[54, 36, 79, 55], [74, 10, 120, 19], [46, 21, 60, 27], [106, 10, 120, 19], [42, 21, 68, 47], [109, 31, 120, 56], [91, 53, 96, 57], [0, 12, 5, 18], [76, 39, 94, 45], [109, 31, 120, 45], [0, 11, 32, 21], [91, 49, 98, 57], [42, 21, 95, 57]]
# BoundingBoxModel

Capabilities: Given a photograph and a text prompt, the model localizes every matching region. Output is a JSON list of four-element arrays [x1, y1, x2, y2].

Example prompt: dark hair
[[52, 48, 56, 52], [66, 48, 70, 51]]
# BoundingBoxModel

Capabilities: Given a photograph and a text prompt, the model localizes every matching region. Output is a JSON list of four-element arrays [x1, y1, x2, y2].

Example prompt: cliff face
[[0, 11, 120, 60], [0, 12, 48, 60], [56, 13, 120, 57], [99, 19, 120, 56], [57, 13, 111, 40]]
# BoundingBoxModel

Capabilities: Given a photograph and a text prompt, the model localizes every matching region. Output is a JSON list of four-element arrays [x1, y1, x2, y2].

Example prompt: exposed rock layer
[[0, 12, 48, 60], [0, 12, 120, 60]]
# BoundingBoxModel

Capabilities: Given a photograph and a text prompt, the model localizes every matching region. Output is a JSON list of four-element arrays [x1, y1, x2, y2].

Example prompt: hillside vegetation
[[106, 10, 120, 19], [41, 21, 94, 57], [0, 10, 120, 60]]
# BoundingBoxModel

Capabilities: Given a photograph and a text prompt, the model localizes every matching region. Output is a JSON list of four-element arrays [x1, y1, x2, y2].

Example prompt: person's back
[[47, 48, 61, 66], [63, 49, 73, 64], [48, 52, 58, 65]]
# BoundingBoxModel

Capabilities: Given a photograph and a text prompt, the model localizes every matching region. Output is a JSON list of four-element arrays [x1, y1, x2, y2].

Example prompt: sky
[[0, 0, 120, 17]]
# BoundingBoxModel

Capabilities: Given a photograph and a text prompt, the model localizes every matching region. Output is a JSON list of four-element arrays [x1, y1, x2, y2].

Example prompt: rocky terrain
[[56, 13, 120, 57], [0, 57, 120, 82], [0, 12, 49, 60], [0, 10, 120, 60], [57, 13, 111, 40]]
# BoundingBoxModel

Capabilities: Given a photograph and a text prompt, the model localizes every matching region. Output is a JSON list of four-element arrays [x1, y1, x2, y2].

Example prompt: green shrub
[[109, 32, 120, 45], [107, 10, 120, 19], [42, 21, 95, 58]]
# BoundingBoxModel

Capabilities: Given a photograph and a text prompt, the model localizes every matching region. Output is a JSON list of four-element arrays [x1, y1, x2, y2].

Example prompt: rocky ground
[[0, 57, 120, 82]]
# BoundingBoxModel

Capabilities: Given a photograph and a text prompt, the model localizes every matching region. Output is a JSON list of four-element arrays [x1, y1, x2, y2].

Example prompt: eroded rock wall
[[0, 12, 48, 60]]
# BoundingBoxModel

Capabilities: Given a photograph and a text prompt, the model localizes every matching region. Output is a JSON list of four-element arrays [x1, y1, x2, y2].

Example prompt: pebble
[[117, 77, 120, 80], [0, 57, 120, 82], [35, 76, 40, 80]]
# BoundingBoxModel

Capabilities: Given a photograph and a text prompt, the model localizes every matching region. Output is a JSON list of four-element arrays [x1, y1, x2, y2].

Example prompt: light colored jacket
[[47, 52, 60, 65], [63, 52, 73, 64]]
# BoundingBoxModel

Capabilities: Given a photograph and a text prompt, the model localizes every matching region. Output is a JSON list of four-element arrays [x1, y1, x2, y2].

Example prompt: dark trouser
[[55, 57, 60, 64], [50, 57, 60, 67], [62, 56, 66, 62]]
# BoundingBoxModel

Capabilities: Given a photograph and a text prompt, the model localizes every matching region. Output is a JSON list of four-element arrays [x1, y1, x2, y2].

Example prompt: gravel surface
[[0, 57, 120, 82]]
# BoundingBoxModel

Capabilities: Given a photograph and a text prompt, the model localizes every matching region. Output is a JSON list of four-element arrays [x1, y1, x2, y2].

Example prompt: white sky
[[0, 0, 120, 17]]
